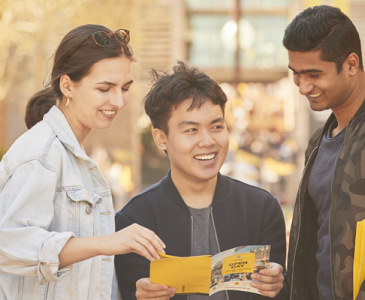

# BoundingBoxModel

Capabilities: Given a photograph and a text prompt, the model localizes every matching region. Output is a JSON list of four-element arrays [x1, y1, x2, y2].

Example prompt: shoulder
[[2, 121, 66, 174], [115, 181, 164, 223], [225, 175, 277, 202], [125, 181, 163, 209], [221, 175, 282, 217]]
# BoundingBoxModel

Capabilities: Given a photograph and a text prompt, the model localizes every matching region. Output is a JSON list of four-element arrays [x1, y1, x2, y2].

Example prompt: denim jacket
[[0, 106, 120, 300]]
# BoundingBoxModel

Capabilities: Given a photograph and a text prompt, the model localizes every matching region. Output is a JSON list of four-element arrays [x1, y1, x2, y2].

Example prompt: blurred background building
[[1, 0, 365, 231]]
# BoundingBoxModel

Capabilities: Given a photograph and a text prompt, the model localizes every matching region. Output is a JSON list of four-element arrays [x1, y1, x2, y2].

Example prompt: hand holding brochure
[[150, 245, 270, 295]]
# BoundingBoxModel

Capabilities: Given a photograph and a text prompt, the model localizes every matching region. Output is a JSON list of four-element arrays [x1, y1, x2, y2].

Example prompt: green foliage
[[0, 0, 138, 105]]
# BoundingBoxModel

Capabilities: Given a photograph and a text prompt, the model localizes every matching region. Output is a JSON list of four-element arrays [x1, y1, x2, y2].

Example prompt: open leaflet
[[150, 245, 270, 295]]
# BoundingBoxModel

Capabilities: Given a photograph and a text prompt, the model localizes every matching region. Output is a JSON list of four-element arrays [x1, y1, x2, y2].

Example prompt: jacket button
[[86, 207, 92, 214], [96, 199, 103, 204]]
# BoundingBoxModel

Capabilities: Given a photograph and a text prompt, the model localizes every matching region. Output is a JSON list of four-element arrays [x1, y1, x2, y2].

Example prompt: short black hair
[[283, 5, 363, 73], [144, 61, 227, 135]]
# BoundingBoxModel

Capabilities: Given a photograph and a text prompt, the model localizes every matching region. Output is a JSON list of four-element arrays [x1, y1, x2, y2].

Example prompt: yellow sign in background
[[222, 253, 255, 275]]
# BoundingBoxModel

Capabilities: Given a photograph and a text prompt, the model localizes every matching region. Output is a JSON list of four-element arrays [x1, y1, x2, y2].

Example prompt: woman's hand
[[59, 223, 165, 267], [102, 223, 166, 261]]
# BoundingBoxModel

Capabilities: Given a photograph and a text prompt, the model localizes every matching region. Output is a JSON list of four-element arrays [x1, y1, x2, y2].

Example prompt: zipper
[[210, 208, 221, 252], [289, 146, 319, 300], [187, 216, 193, 300], [210, 207, 229, 300], [329, 118, 352, 299], [190, 216, 194, 256]]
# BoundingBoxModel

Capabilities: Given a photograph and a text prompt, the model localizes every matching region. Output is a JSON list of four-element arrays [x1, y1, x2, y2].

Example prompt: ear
[[59, 75, 72, 98], [346, 53, 360, 76], [152, 128, 168, 151]]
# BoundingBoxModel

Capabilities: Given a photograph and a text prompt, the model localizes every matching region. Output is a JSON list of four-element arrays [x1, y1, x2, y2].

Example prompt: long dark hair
[[25, 24, 133, 129]]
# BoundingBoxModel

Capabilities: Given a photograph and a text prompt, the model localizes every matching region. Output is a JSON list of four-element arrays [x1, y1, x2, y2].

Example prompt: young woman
[[0, 24, 165, 300]]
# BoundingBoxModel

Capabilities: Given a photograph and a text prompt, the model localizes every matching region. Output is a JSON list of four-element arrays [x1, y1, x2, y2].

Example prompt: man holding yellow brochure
[[115, 62, 288, 300]]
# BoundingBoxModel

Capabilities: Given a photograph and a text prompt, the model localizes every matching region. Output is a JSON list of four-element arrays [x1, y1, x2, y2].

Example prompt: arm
[[0, 160, 73, 283], [59, 223, 165, 267], [250, 198, 288, 299], [0, 160, 165, 285]]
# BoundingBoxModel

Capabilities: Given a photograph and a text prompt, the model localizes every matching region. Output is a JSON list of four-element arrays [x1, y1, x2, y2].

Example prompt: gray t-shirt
[[307, 120, 346, 300], [187, 206, 227, 300]]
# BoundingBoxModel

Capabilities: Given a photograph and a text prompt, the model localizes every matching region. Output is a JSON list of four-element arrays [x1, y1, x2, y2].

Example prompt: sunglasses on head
[[65, 29, 130, 62]]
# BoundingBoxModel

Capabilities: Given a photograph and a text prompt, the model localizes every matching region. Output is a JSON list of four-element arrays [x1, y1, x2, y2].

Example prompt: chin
[[94, 122, 114, 131], [194, 169, 220, 182], [309, 103, 329, 112]]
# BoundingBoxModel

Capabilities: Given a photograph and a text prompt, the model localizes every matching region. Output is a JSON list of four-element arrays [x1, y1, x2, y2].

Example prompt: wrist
[[95, 234, 114, 256]]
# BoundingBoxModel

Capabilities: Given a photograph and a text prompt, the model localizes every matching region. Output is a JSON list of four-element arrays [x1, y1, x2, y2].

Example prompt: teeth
[[102, 110, 116, 115], [310, 92, 323, 97], [194, 154, 216, 161]]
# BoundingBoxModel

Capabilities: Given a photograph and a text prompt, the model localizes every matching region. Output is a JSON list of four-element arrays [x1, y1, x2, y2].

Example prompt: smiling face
[[288, 50, 352, 111], [61, 55, 133, 142], [153, 98, 229, 184]]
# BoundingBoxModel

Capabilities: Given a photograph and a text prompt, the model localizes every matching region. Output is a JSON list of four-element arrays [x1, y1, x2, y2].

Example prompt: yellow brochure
[[150, 245, 270, 295], [354, 219, 365, 300]]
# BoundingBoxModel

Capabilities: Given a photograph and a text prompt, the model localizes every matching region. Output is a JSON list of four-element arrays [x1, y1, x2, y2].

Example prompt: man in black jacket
[[115, 62, 288, 300]]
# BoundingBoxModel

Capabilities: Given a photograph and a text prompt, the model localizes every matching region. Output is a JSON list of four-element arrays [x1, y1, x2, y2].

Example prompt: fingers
[[130, 224, 165, 261], [136, 278, 176, 300], [250, 263, 284, 298], [251, 262, 283, 282], [114, 223, 166, 260], [138, 225, 166, 254]]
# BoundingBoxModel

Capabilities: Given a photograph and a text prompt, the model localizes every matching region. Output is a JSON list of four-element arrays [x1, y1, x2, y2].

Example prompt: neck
[[171, 169, 218, 209], [331, 75, 365, 136], [58, 101, 90, 149]]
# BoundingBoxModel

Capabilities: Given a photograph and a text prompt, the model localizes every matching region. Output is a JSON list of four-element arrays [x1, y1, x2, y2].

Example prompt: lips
[[101, 110, 116, 115], [194, 153, 216, 161], [308, 91, 323, 98], [100, 110, 117, 119]]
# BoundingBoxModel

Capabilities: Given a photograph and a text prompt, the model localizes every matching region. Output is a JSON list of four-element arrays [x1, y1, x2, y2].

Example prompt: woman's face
[[64, 55, 133, 141]]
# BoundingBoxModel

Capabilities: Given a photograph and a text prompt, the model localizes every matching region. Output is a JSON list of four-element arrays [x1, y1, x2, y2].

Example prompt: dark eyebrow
[[97, 81, 117, 86], [288, 66, 323, 74], [178, 117, 224, 128], [211, 117, 225, 124], [124, 80, 134, 86], [96, 80, 134, 86], [178, 120, 199, 127]]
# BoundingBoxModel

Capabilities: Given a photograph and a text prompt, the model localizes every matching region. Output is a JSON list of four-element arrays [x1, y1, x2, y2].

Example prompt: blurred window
[[186, 0, 289, 69], [240, 0, 289, 8], [189, 15, 233, 68], [186, 0, 233, 9]]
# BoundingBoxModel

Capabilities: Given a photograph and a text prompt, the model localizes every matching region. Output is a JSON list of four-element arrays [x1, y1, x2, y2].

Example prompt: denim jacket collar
[[43, 105, 91, 162]]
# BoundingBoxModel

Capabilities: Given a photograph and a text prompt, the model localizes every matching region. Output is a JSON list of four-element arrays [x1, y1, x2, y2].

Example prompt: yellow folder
[[150, 253, 211, 294], [354, 219, 365, 300]]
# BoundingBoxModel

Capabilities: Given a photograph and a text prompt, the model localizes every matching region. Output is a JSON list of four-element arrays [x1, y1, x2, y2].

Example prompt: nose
[[297, 77, 314, 95], [198, 130, 216, 148], [110, 90, 127, 109]]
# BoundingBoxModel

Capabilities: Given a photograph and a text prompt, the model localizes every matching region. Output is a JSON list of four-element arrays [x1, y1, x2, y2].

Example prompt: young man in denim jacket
[[115, 62, 288, 300]]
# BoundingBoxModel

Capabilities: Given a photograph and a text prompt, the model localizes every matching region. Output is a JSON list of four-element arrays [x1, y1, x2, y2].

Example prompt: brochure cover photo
[[150, 245, 270, 295]]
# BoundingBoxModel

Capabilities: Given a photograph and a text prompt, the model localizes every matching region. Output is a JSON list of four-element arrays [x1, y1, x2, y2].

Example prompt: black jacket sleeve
[[250, 197, 288, 300], [114, 211, 151, 300]]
